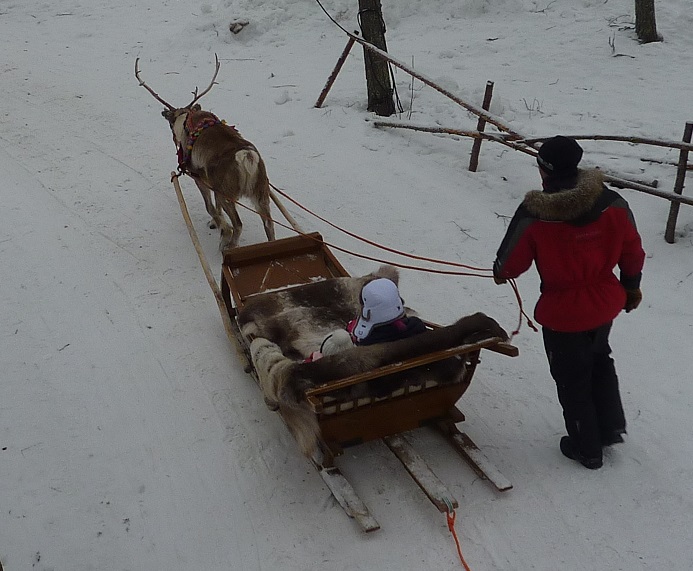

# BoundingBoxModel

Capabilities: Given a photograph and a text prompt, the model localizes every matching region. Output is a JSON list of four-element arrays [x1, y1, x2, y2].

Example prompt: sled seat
[[220, 233, 517, 457], [301, 335, 513, 454]]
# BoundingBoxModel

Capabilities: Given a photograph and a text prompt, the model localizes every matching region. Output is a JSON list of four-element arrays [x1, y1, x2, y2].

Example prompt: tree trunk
[[635, 0, 661, 43], [358, 0, 395, 116]]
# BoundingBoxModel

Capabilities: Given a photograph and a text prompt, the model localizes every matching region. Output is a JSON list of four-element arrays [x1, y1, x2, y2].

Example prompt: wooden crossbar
[[305, 337, 515, 399]]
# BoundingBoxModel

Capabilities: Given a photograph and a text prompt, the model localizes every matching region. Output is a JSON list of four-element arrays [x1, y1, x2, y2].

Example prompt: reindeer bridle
[[176, 112, 227, 174]]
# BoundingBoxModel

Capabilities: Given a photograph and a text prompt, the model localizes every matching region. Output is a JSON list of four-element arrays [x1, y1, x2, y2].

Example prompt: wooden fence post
[[664, 122, 693, 243], [315, 36, 357, 109], [468, 81, 494, 172]]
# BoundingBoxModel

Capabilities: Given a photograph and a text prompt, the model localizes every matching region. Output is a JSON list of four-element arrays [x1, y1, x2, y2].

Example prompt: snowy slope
[[1, 0, 692, 569]]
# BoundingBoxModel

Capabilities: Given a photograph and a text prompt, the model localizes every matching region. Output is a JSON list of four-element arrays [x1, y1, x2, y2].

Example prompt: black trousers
[[542, 322, 626, 460]]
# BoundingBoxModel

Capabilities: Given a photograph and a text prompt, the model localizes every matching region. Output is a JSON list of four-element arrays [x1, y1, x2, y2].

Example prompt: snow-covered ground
[[2, 1, 692, 569]]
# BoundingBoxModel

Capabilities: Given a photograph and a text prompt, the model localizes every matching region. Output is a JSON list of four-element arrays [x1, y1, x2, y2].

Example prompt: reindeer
[[135, 55, 275, 250]]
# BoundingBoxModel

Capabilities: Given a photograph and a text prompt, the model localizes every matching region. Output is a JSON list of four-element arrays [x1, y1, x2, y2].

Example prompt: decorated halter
[[175, 111, 235, 174]]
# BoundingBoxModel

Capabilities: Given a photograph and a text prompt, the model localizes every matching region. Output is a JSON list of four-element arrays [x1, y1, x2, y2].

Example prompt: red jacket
[[494, 169, 645, 332]]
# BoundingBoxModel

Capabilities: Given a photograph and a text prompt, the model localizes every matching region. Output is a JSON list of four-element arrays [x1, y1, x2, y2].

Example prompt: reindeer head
[[161, 105, 200, 125], [160, 105, 202, 146], [135, 55, 220, 144]]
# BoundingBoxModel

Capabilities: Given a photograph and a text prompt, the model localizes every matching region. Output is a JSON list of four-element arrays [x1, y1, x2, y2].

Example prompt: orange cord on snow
[[446, 509, 473, 571]]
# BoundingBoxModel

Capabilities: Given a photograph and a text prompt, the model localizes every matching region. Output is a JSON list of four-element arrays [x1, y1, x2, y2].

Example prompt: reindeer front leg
[[217, 195, 243, 250], [193, 179, 232, 235]]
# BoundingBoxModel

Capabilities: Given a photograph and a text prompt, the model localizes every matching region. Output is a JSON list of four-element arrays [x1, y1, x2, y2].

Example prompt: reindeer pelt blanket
[[238, 265, 508, 456]]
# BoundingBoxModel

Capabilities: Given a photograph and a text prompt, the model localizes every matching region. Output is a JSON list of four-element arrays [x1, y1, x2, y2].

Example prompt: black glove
[[624, 288, 642, 312], [493, 275, 507, 285]]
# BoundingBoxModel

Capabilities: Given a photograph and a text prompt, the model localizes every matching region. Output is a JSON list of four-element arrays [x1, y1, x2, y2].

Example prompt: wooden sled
[[219, 231, 519, 532]]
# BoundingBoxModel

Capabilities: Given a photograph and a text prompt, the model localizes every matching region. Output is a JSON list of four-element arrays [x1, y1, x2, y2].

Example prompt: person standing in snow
[[493, 136, 646, 470]]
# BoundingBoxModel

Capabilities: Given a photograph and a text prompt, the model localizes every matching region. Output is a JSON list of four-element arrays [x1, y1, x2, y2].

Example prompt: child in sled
[[306, 278, 426, 361]]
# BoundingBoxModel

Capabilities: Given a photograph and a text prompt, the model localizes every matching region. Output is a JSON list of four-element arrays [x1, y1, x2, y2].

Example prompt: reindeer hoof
[[219, 237, 238, 252], [264, 396, 280, 411], [219, 229, 239, 251], [229, 19, 249, 34]]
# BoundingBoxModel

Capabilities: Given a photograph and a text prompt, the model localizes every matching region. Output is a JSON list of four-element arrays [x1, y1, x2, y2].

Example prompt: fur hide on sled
[[238, 266, 508, 456]]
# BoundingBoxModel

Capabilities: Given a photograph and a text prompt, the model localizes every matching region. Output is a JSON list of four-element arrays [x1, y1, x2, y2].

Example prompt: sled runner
[[219, 231, 518, 532]]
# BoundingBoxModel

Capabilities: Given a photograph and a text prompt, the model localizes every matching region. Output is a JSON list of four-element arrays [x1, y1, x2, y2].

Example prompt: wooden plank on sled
[[305, 337, 504, 398], [314, 461, 380, 532], [438, 419, 513, 492], [384, 434, 458, 513], [422, 320, 519, 358], [223, 231, 325, 266], [222, 232, 350, 308]]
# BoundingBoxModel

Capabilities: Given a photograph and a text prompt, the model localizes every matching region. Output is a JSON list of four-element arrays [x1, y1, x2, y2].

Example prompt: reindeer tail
[[236, 148, 261, 192]]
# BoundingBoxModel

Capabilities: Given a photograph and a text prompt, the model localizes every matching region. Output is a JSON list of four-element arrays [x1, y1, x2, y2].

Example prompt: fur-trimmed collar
[[523, 169, 605, 222]]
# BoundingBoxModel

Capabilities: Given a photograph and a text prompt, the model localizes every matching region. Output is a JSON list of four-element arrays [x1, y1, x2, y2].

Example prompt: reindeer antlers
[[135, 55, 221, 110], [187, 54, 221, 108], [134, 58, 176, 111]]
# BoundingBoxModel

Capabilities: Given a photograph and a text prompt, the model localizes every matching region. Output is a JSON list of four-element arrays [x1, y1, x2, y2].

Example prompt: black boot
[[600, 429, 626, 446], [560, 436, 603, 470]]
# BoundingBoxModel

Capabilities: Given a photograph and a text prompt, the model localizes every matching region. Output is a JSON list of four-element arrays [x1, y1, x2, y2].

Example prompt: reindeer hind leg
[[255, 183, 275, 242], [236, 149, 275, 243], [217, 195, 243, 250]]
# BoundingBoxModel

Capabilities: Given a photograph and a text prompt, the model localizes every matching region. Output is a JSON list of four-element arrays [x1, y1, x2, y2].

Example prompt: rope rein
[[269, 183, 534, 338], [171, 124, 534, 336], [232, 189, 535, 338], [509, 278, 538, 338], [270, 184, 489, 272], [232, 198, 489, 277]]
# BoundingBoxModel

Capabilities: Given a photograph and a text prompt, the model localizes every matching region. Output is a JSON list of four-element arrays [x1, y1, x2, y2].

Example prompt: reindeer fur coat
[[238, 266, 508, 456]]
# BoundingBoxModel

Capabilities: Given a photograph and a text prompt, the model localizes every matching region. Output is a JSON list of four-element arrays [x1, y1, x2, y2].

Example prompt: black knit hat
[[537, 136, 583, 177]]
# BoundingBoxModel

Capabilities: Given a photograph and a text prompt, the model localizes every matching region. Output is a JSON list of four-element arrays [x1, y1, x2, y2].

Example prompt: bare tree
[[635, 0, 661, 43], [358, 0, 395, 116]]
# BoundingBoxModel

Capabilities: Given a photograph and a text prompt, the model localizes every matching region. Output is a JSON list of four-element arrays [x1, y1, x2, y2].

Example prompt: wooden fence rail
[[318, 31, 691, 239]]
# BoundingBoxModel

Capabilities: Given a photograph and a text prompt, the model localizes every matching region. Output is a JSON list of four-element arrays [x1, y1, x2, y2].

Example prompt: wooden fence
[[315, 31, 692, 243]]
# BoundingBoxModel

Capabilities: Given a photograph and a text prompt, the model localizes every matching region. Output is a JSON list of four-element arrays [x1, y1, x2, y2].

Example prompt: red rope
[[446, 509, 473, 571], [271, 183, 489, 272], [234, 199, 492, 277], [266, 185, 537, 335], [177, 175, 537, 335], [509, 278, 538, 338]]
